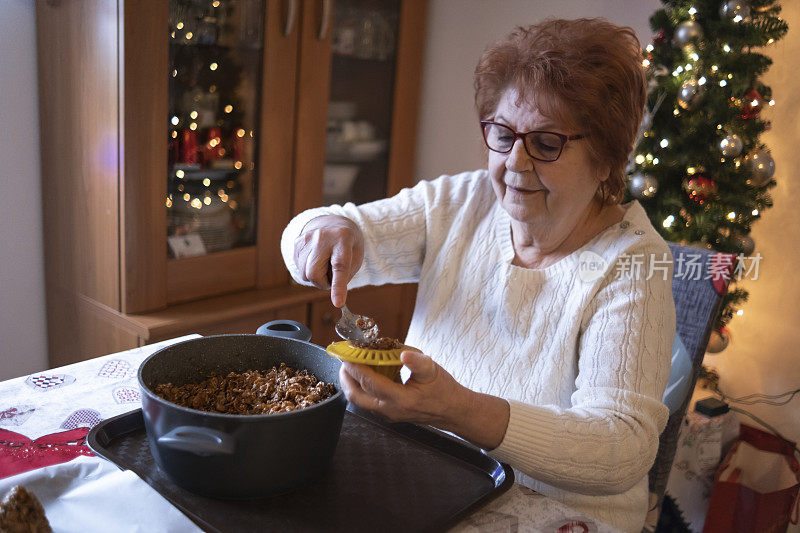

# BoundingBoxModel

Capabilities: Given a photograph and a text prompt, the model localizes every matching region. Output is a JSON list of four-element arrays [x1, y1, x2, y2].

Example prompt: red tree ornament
[[741, 89, 763, 119], [683, 175, 718, 203], [653, 28, 668, 47]]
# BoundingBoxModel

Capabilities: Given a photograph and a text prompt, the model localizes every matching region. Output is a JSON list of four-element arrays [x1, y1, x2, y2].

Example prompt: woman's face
[[487, 88, 608, 248]]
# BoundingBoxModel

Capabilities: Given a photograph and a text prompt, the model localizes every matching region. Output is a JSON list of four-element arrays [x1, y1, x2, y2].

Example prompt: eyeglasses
[[480, 121, 586, 162]]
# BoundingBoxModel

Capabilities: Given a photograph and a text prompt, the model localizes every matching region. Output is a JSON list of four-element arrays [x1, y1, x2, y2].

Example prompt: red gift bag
[[703, 424, 800, 533]]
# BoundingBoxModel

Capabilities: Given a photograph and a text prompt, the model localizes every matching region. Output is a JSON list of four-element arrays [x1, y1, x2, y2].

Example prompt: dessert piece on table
[[0, 485, 52, 533]]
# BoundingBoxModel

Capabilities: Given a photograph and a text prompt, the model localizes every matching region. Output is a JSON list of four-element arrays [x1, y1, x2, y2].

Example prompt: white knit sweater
[[281, 170, 675, 532]]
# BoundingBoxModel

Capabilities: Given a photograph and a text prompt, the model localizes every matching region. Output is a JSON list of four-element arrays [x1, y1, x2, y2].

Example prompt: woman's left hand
[[339, 351, 466, 429]]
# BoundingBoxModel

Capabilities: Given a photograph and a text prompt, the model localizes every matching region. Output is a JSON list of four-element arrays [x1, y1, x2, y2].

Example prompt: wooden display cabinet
[[37, 0, 425, 366]]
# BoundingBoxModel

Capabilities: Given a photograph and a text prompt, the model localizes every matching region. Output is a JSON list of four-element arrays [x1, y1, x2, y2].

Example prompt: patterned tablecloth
[[0, 337, 619, 532]]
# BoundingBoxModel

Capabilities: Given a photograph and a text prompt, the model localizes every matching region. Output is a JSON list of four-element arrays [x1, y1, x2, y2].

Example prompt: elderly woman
[[281, 18, 675, 532]]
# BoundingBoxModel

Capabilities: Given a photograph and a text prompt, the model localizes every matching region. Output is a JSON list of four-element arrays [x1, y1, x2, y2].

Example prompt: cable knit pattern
[[281, 170, 675, 532]]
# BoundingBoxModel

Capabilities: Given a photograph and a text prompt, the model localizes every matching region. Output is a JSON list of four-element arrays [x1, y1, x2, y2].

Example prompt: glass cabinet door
[[323, 0, 401, 206], [167, 0, 265, 258]]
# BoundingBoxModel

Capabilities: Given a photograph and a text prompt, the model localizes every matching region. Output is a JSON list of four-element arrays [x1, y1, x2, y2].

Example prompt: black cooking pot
[[137, 320, 346, 499]]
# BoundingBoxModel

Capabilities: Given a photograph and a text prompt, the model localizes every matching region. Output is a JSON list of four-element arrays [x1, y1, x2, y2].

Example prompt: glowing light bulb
[[224, 105, 233, 113], [213, 0, 220, 6], [204, 197, 211, 205], [653, 158, 660, 164], [642, 59, 651, 68], [673, 108, 680, 115], [719, 80, 728, 87], [203, 178, 211, 186], [191, 198, 202, 209], [176, 22, 184, 29], [688, 7, 697, 15], [723, 44, 731, 53], [736, 309, 744, 316], [698, 76, 707, 85], [752, 209, 759, 215], [190, 111, 198, 119], [189, 122, 197, 131], [660, 139, 669, 148], [171, 116, 179, 125], [171, 69, 178, 77], [663, 215, 675, 228], [635, 154, 645, 164], [234, 161, 243, 170], [171, 131, 178, 139], [176, 170, 185, 178], [183, 193, 190, 201], [185, 32, 194, 40], [769, 99, 776, 106], [236, 128, 245, 137], [689, 52, 700, 61], [646, 44, 654, 52], [712, 65, 719, 72], [727, 211, 736, 220], [210, 62, 218, 71]]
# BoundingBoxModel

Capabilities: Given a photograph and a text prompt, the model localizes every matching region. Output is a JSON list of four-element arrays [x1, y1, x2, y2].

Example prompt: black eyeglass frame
[[479, 120, 586, 162]]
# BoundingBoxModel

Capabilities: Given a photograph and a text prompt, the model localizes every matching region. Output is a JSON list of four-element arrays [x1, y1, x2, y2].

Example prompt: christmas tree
[[628, 0, 788, 349]]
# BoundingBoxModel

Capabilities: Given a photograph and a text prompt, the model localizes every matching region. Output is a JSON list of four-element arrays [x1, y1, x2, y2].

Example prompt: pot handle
[[158, 426, 235, 456], [256, 320, 312, 342]]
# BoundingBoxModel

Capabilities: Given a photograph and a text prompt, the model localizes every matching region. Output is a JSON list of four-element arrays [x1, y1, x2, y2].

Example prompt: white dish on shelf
[[323, 164, 359, 197]]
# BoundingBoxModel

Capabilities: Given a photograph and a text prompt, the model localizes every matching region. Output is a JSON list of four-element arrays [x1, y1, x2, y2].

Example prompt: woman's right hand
[[293, 215, 364, 308]]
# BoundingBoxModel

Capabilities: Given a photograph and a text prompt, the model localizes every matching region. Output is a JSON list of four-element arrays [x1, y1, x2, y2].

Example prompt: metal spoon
[[335, 304, 379, 344]]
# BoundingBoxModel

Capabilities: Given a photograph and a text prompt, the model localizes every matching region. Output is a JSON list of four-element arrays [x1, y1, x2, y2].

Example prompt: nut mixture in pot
[[154, 363, 336, 415]]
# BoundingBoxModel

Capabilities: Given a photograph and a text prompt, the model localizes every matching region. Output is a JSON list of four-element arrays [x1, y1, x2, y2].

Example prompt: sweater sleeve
[[488, 243, 675, 495], [280, 179, 432, 289]]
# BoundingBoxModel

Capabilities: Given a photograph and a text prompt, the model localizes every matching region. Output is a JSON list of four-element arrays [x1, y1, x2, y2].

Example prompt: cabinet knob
[[283, 0, 298, 37], [318, 0, 332, 40]]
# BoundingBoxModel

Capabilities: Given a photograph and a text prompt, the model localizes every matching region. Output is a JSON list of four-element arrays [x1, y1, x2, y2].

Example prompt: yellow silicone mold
[[326, 341, 419, 382]]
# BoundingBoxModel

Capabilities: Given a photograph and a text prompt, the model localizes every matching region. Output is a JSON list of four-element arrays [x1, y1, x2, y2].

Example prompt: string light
[[688, 7, 697, 15], [727, 73, 733, 79], [769, 99, 776, 106], [171, 116, 179, 125], [719, 80, 728, 87], [723, 44, 731, 52], [213, 0, 220, 6], [685, 63, 693, 71], [224, 105, 233, 113], [210, 62, 218, 71], [660, 138, 669, 148], [176, 22, 184, 29], [653, 158, 660, 164], [236, 128, 246, 137], [185, 32, 194, 40], [204, 197, 212, 205], [183, 193, 190, 201], [673, 108, 680, 115], [191, 198, 202, 209], [689, 52, 700, 61], [643, 59, 651, 68], [752, 209, 759, 215], [203, 178, 211, 186], [698, 76, 707, 85], [727, 211, 737, 220], [171, 131, 178, 139], [646, 44, 654, 52], [189, 122, 198, 130], [172, 69, 178, 77], [190, 111, 198, 119], [736, 309, 744, 316], [663, 215, 675, 228], [646, 153, 654, 161], [234, 161, 243, 170], [165, 197, 172, 208], [635, 154, 645, 164], [712, 65, 719, 72], [176, 169, 185, 178]]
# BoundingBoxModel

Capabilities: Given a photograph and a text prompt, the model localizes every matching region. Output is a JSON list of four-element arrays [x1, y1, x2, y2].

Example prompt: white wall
[[0, 1, 48, 379], [415, 0, 800, 446]]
